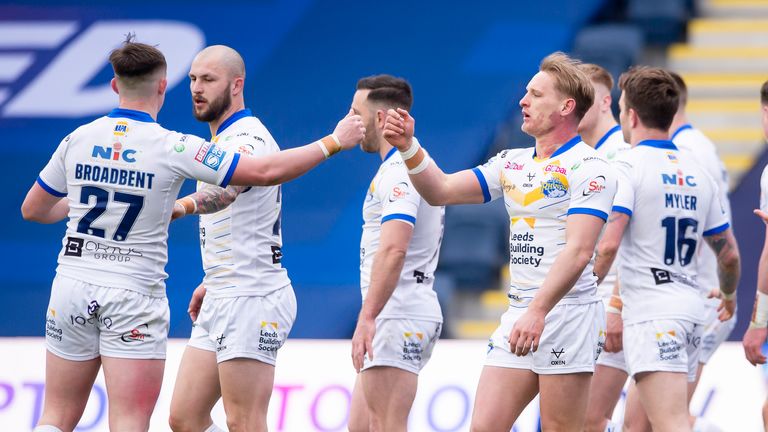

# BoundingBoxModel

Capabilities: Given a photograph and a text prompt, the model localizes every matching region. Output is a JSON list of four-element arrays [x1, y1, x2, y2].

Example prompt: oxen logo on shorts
[[87, 300, 100, 315], [550, 348, 566, 366], [120, 324, 149, 343]]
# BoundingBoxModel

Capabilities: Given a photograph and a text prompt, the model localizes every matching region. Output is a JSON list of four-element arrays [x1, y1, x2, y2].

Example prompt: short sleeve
[[168, 134, 240, 187], [566, 157, 617, 221], [380, 167, 421, 226], [472, 151, 507, 203], [609, 157, 635, 217], [703, 176, 730, 236], [37, 134, 70, 197]]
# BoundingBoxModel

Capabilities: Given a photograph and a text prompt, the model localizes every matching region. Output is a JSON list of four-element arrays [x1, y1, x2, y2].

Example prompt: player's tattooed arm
[[173, 184, 248, 220], [704, 229, 741, 297]]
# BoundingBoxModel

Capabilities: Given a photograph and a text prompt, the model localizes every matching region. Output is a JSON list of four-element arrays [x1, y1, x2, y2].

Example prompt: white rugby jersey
[[37, 108, 240, 297], [594, 125, 630, 299], [197, 109, 290, 298], [360, 141, 444, 322], [672, 124, 732, 299], [612, 140, 730, 325], [474, 136, 617, 308], [594, 124, 630, 163]]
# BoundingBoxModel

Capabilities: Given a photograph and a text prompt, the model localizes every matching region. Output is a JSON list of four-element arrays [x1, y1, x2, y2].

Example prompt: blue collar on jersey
[[216, 108, 253, 136], [107, 108, 155, 123], [533, 135, 581, 159], [670, 124, 693, 141], [384, 147, 398, 162], [637, 139, 678, 150], [594, 125, 622, 150]]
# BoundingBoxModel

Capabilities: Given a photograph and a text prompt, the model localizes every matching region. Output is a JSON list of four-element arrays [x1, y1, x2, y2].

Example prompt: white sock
[[33, 426, 64, 432], [204, 424, 226, 432], [693, 417, 722, 432]]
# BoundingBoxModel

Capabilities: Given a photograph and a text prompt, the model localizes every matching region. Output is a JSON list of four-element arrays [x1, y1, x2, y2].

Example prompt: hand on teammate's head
[[333, 109, 366, 150]]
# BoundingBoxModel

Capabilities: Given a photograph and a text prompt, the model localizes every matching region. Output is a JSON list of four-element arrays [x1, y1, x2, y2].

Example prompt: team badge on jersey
[[194, 142, 227, 171], [542, 176, 568, 198]]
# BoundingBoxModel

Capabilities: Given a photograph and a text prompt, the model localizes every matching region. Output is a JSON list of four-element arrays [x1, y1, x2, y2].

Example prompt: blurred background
[[3, 0, 765, 341]]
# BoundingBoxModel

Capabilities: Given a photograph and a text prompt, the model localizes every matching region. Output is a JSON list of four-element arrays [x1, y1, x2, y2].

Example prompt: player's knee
[[226, 415, 264, 432], [168, 412, 206, 432]]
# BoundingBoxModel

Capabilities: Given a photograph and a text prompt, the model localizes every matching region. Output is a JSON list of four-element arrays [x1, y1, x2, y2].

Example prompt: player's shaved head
[[193, 45, 245, 79]]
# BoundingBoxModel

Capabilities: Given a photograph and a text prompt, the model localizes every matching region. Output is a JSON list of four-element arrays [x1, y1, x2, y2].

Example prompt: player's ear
[[629, 108, 639, 129], [376, 109, 387, 128], [232, 76, 244, 97], [158, 78, 168, 95], [602, 94, 612, 112], [110, 78, 119, 95], [561, 98, 576, 117]]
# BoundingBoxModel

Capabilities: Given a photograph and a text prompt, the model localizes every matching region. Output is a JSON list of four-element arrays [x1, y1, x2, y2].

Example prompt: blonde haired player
[[578, 63, 630, 432], [384, 52, 616, 431]]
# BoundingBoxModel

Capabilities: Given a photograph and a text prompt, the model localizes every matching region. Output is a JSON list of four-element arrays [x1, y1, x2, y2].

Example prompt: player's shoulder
[[221, 115, 275, 150], [568, 142, 611, 171]]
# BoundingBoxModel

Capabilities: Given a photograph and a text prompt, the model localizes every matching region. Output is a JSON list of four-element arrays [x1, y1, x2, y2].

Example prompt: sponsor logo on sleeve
[[582, 175, 606, 196], [389, 182, 410, 201]]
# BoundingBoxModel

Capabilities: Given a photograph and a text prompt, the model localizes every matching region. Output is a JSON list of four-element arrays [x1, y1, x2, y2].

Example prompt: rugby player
[[577, 63, 630, 432], [21, 37, 364, 432], [346, 75, 445, 432], [594, 66, 739, 432], [743, 79, 768, 431], [668, 71, 737, 432], [165, 45, 297, 432], [383, 52, 616, 431]]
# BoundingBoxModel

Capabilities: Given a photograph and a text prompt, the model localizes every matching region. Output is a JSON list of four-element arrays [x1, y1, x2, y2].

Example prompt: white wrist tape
[[408, 156, 431, 175], [751, 291, 768, 328], [721, 290, 736, 301], [605, 305, 622, 315], [317, 140, 331, 158], [398, 139, 421, 161]]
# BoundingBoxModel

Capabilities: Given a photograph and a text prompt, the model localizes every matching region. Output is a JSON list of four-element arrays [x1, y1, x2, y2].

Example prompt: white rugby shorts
[[486, 301, 604, 374], [45, 274, 168, 360], [362, 318, 442, 375], [623, 319, 702, 382], [188, 285, 296, 365]]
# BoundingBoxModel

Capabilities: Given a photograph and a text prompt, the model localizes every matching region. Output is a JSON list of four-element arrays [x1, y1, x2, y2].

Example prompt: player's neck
[[378, 141, 394, 161], [630, 128, 670, 147], [582, 117, 619, 148], [668, 112, 688, 138], [534, 125, 579, 159], [209, 102, 246, 137], [118, 100, 158, 121]]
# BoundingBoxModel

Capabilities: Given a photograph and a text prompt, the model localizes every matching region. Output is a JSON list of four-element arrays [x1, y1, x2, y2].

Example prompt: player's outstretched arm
[[228, 110, 365, 186], [383, 108, 485, 206], [509, 214, 606, 356], [351, 220, 413, 373], [21, 182, 69, 224], [705, 228, 740, 321], [594, 211, 630, 284], [745, 225, 768, 365], [172, 184, 248, 220]]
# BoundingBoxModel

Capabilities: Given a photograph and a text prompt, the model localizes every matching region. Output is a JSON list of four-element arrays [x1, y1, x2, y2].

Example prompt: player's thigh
[[585, 364, 629, 424], [361, 366, 418, 417], [101, 356, 165, 430], [470, 366, 538, 432], [348, 375, 371, 432], [218, 358, 275, 419], [635, 371, 690, 430], [623, 381, 652, 432], [586, 362, 627, 432], [539, 372, 592, 430], [37, 351, 101, 431], [169, 346, 221, 430]]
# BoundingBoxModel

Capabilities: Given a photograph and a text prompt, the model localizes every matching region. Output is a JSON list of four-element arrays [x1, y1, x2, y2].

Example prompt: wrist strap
[[751, 291, 768, 328], [178, 197, 197, 215], [398, 139, 421, 161]]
